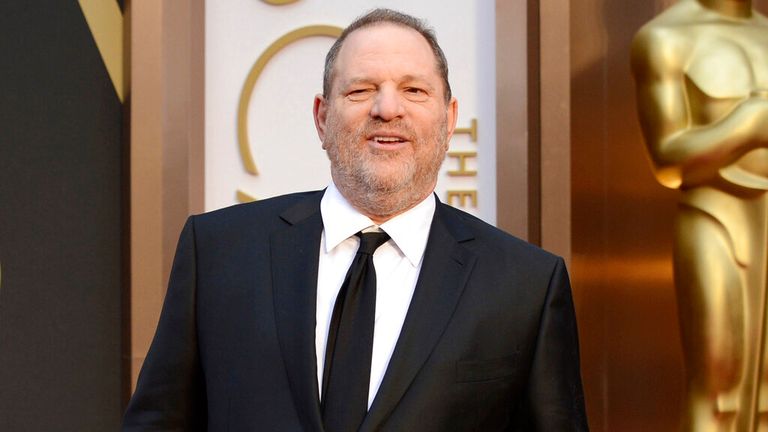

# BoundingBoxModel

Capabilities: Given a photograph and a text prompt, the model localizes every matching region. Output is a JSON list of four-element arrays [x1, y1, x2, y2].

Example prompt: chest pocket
[[456, 355, 518, 383]]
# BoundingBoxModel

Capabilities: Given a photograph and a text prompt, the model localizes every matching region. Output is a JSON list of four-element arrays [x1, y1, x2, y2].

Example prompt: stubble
[[324, 115, 448, 220]]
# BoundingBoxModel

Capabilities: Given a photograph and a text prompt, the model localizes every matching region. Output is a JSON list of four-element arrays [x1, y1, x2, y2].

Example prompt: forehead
[[333, 23, 441, 86]]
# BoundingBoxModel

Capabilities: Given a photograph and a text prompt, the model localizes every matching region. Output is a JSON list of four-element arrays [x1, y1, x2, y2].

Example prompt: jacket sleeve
[[122, 217, 207, 431], [511, 257, 589, 431]]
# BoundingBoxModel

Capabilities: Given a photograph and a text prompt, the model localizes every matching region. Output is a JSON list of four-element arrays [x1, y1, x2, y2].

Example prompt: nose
[[370, 87, 404, 121]]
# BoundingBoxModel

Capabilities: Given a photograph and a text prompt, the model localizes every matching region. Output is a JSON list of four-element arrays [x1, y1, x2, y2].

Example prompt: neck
[[351, 190, 430, 225], [699, 0, 752, 18], [333, 177, 433, 225]]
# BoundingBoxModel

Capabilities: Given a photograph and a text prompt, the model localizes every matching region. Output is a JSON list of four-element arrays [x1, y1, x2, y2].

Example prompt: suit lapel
[[271, 192, 325, 432], [360, 202, 477, 432]]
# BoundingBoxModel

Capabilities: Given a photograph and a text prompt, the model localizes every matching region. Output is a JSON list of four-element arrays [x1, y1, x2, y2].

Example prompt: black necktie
[[321, 231, 390, 432]]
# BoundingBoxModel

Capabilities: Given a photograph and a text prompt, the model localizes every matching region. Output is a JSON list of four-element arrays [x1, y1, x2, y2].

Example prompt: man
[[124, 8, 587, 431], [632, 1, 768, 430]]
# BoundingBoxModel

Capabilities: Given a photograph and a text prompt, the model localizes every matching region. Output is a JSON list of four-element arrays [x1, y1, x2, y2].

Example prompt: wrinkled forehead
[[330, 23, 444, 93]]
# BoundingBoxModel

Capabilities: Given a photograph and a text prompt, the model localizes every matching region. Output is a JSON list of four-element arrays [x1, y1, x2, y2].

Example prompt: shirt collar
[[320, 181, 435, 267]]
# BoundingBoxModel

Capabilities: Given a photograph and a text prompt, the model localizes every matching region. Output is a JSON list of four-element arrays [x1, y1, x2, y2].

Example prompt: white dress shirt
[[316, 182, 435, 408]]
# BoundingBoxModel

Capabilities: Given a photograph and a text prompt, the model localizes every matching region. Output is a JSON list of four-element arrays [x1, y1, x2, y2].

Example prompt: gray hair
[[322, 8, 452, 103]]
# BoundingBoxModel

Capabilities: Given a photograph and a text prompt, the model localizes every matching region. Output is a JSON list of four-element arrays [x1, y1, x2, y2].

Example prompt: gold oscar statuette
[[632, 1, 768, 430]]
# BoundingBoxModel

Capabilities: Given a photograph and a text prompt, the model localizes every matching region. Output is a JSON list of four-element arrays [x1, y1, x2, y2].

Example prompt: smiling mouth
[[372, 136, 406, 144]]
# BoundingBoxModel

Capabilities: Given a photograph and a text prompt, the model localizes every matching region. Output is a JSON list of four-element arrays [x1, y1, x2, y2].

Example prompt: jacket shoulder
[[438, 203, 561, 266], [194, 190, 322, 224], [185, 190, 323, 241]]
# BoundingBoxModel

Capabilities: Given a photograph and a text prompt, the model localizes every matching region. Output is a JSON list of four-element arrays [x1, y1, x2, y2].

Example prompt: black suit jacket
[[123, 191, 587, 431]]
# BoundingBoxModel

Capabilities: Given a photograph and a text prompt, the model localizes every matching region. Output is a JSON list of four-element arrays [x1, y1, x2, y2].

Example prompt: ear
[[313, 94, 329, 148], [444, 97, 459, 150]]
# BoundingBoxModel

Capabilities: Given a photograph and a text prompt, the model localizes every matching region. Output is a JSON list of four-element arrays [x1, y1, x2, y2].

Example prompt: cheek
[[330, 104, 368, 126]]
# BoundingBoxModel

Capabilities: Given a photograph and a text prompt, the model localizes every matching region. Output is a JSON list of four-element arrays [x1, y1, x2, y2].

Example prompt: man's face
[[314, 23, 458, 213]]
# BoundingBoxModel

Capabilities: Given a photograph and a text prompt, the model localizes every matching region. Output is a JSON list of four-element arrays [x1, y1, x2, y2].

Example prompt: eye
[[346, 88, 374, 101], [404, 87, 429, 101]]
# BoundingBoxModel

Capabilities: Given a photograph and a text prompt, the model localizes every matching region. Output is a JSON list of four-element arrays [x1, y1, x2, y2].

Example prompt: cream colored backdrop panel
[[205, 0, 497, 224]]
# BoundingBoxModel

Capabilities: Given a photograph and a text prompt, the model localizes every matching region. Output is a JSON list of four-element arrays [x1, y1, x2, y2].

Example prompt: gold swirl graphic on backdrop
[[237, 25, 342, 175], [262, 0, 301, 5]]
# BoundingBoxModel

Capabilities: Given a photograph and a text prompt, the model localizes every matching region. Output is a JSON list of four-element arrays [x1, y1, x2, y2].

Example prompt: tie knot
[[356, 231, 390, 255]]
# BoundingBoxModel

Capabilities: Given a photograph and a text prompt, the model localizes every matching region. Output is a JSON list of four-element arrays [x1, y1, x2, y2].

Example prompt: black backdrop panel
[[0, 1, 124, 430]]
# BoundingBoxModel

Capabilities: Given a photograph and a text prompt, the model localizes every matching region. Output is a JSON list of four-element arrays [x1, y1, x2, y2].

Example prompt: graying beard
[[325, 115, 447, 219], [338, 151, 442, 218]]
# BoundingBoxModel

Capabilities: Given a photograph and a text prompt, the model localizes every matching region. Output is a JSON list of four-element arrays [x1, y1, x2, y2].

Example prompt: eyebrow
[[400, 75, 437, 90], [340, 75, 437, 91]]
